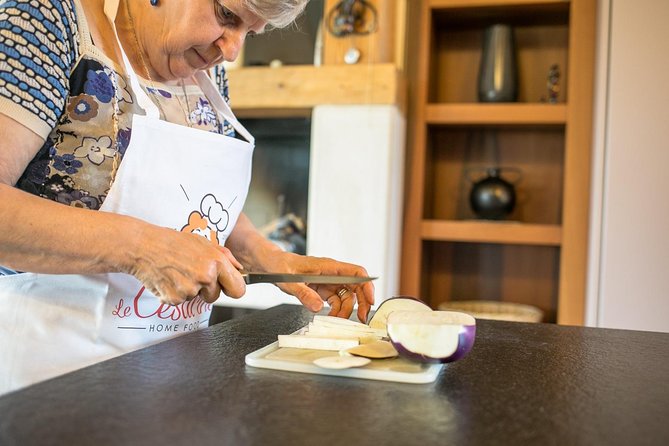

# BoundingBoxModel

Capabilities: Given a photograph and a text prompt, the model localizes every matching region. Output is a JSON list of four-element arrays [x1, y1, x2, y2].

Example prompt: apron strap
[[103, 0, 160, 119], [195, 71, 255, 144]]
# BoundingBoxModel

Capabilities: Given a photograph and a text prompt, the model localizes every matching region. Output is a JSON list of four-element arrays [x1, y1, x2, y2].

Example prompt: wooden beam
[[557, 0, 597, 325], [225, 64, 405, 111]]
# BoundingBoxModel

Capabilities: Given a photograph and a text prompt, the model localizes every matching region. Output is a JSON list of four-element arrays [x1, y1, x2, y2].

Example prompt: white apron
[[0, 0, 254, 395]]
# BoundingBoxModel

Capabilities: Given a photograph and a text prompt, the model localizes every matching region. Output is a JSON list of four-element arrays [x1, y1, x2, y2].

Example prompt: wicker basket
[[437, 300, 544, 323]]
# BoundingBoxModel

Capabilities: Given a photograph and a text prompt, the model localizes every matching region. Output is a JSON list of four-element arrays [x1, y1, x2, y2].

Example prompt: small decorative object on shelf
[[547, 64, 561, 103], [478, 24, 518, 102], [468, 167, 520, 220]]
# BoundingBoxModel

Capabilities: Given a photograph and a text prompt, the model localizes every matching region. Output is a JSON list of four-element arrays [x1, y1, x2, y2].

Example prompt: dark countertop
[[1, 304, 668, 446]]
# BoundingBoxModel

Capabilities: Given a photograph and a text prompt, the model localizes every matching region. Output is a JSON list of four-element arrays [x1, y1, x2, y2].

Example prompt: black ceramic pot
[[469, 168, 517, 220]]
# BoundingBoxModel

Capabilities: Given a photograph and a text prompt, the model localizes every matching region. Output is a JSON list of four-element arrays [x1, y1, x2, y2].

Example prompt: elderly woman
[[0, 0, 374, 394]]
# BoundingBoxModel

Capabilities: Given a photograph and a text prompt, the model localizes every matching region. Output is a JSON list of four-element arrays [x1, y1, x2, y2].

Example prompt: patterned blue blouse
[[0, 0, 234, 211]]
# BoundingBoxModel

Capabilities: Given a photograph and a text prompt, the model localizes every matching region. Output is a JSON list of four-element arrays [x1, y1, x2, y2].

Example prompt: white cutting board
[[245, 338, 444, 384]]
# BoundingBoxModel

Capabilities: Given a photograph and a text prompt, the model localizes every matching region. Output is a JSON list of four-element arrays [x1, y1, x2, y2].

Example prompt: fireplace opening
[[240, 117, 311, 255]]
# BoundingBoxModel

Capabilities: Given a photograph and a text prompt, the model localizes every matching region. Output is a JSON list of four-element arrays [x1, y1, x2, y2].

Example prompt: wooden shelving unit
[[400, 0, 596, 324]]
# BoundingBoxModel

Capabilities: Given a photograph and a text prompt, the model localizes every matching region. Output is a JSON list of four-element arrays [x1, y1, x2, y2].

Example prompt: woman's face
[[142, 0, 267, 81]]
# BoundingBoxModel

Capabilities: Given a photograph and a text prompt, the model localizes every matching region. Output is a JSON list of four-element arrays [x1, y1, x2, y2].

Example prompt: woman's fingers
[[133, 229, 249, 305], [355, 281, 375, 323], [217, 245, 243, 270], [327, 294, 341, 316], [277, 283, 324, 312], [276, 282, 371, 322], [151, 282, 184, 306], [197, 279, 222, 304], [325, 287, 352, 317], [322, 286, 368, 322], [217, 264, 246, 299]]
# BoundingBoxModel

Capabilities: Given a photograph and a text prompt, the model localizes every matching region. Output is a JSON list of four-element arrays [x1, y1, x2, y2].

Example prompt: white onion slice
[[345, 340, 398, 359], [313, 356, 371, 369], [313, 315, 370, 329], [387, 311, 476, 363]]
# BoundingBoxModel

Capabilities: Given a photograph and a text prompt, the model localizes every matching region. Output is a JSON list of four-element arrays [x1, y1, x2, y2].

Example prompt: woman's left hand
[[262, 251, 375, 323], [224, 214, 375, 323]]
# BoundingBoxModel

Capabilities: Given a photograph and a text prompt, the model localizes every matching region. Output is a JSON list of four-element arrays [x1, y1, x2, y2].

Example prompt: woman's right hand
[[124, 225, 247, 306]]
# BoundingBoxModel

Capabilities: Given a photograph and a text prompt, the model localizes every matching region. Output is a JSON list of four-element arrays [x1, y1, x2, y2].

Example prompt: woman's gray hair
[[242, 0, 310, 29]]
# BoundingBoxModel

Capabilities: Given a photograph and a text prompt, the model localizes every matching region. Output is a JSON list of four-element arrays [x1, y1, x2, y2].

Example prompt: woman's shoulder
[[0, 0, 80, 44], [0, 0, 81, 138], [0, 0, 81, 70]]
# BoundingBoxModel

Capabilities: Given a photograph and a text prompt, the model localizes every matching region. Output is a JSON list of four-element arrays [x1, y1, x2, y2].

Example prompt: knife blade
[[241, 272, 377, 285]]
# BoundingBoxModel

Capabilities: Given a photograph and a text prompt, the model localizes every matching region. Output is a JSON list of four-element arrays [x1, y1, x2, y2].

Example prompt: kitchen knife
[[241, 272, 377, 285]]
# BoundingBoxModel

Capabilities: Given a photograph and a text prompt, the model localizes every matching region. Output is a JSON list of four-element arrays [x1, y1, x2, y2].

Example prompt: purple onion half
[[387, 311, 477, 364]]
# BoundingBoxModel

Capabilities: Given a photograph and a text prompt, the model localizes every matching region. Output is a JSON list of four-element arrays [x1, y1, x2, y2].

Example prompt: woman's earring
[[150, 0, 158, 6]]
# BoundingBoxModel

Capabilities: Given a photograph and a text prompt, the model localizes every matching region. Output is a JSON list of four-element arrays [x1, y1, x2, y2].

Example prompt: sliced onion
[[367, 296, 432, 330], [345, 340, 398, 359], [312, 315, 370, 329], [387, 311, 476, 363], [313, 356, 371, 369]]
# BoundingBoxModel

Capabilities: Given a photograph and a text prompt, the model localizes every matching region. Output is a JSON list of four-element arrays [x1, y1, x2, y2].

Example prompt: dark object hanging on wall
[[478, 24, 518, 102], [468, 167, 519, 220], [327, 0, 378, 37]]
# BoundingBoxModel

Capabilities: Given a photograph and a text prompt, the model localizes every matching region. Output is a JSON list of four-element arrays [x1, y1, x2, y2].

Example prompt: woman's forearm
[[0, 183, 143, 275], [224, 213, 285, 271]]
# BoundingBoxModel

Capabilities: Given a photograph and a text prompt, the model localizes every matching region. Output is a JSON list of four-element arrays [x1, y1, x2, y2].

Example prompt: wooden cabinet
[[400, 0, 596, 324]]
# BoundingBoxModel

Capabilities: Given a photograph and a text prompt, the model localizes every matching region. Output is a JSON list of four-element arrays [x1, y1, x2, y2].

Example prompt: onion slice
[[387, 311, 476, 363], [313, 356, 371, 369], [312, 315, 370, 329], [345, 340, 398, 359]]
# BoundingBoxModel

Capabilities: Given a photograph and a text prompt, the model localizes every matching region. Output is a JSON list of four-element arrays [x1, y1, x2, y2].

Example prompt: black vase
[[469, 168, 516, 220], [478, 24, 518, 102]]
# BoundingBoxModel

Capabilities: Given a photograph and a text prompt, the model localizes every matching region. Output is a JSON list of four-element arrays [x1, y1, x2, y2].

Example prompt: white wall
[[587, 0, 669, 332]]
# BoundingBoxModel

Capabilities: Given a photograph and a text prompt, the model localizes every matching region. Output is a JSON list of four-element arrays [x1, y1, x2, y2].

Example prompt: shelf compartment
[[425, 126, 565, 224], [421, 220, 561, 245], [423, 241, 560, 322], [426, 103, 567, 124], [428, 3, 569, 104]]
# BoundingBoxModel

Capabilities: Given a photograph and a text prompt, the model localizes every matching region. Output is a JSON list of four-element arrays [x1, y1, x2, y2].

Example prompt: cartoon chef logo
[[180, 194, 230, 245]]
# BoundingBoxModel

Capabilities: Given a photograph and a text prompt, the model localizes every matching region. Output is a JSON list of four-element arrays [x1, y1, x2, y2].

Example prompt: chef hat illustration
[[200, 194, 229, 233]]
